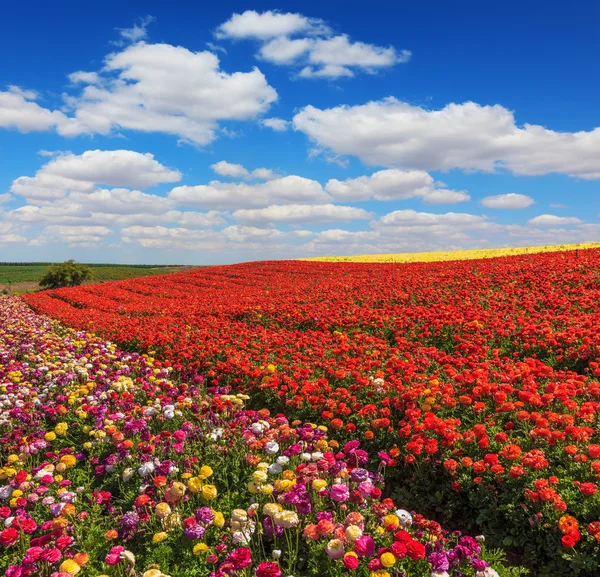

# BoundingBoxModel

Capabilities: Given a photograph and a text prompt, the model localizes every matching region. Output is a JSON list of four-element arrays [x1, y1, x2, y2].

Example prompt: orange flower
[[73, 553, 90, 566], [105, 529, 118, 540], [558, 515, 579, 535]]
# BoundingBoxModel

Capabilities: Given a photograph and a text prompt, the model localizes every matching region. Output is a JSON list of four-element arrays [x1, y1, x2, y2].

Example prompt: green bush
[[39, 260, 94, 289]]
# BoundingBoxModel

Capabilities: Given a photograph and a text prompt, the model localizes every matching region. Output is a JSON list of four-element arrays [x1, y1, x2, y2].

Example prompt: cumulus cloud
[[210, 161, 279, 180], [169, 175, 331, 209], [481, 193, 535, 209], [216, 10, 409, 79], [0, 86, 69, 133], [10, 150, 181, 204], [35, 225, 112, 247], [210, 161, 250, 178], [233, 203, 371, 226], [2, 43, 277, 145], [527, 214, 583, 226], [216, 10, 330, 39], [293, 98, 600, 179], [0, 193, 13, 204], [325, 169, 469, 204], [260, 117, 290, 131]]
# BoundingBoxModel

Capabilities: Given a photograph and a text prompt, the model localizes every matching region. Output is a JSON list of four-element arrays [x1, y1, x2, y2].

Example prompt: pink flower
[[330, 484, 350, 503], [354, 535, 376, 557], [105, 545, 125, 565]]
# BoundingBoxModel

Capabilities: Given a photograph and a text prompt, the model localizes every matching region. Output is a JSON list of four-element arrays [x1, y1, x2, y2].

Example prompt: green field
[[0, 263, 194, 292]]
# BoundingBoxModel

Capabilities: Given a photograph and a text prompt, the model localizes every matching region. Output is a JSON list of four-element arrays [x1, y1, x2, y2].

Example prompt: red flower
[[0, 527, 19, 546], [406, 539, 426, 560], [256, 561, 282, 577]]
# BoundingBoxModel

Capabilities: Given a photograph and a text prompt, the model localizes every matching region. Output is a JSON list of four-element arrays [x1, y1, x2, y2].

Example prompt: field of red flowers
[[24, 249, 600, 576]]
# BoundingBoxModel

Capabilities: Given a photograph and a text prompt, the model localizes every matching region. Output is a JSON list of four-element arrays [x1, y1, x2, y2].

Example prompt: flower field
[[0, 296, 509, 577], [11, 247, 600, 575]]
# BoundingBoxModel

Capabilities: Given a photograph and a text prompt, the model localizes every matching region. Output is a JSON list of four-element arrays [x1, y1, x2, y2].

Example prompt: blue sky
[[1, 0, 599, 264]]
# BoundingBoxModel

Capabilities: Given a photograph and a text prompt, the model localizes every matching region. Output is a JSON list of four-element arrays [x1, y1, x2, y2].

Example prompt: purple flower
[[185, 524, 206, 540]]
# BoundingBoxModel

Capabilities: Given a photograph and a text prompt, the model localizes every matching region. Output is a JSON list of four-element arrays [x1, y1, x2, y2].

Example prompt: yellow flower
[[12, 490, 23, 498], [282, 470, 296, 481], [201, 484, 217, 500], [59, 559, 81, 575], [187, 477, 203, 493], [193, 543, 209, 555], [153, 532, 168, 543], [380, 553, 395, 568], [60, 455, 77, 468], [247, 481, 261, 494], [198, 466, 213, 479], [155, 502, 172, 520], [274, 479, 295, 492], [44, 432, 57, 442], [261, 484, 274, 495], [266, 364, 276, 374], [370, 572, 390, 577], [263, 503, 281, 517], [252, 470, 268, 483], [273, 510, 299, 529], [55, 423, 68, 436], [212, 511, 225, 527], [7, 455, 19, 463], [345, 525, 362, 541], [312, 479, 327, 491], [383, 514, 399, 529]]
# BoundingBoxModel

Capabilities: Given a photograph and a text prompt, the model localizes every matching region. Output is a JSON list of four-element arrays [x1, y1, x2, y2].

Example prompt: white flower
[[272, 550, 282, 559], [250, 422, 267, 435], [268, 463, 283, 475], [311, 452, 324, 461], [4, 517, 14, 528], [122, 468, 134, 482], [276, 456, 289, 466], [144, 407, 158, 416], [300, 453, 311, 461], [264, 441, 279, 455], [0, 486, 13, 500], [395, 509, 413, 527], [476, 569, 500, 577], [138, 462, 155, 477]]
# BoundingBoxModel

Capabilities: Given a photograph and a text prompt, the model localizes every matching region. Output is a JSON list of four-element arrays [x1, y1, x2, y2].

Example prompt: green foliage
[[39, 260, 94, 289]]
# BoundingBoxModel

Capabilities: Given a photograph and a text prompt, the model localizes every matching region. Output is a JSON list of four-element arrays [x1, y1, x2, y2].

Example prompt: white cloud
[[326, 169, 433, 201], [216, 10, 329, 40], [0, 193, 12, 204], [421, 189, 470, 205], [293, 98, 600, 179], [378, 209, 489, 229], [550, 203, 566, 209], [36, 225, 112, 247], [11, 150, 181, 203], [211, 160, 250, 178], [114, 15, 156, 45], [2, 43, 277, 145], [251, 168, 278, 180], [325, 169, 469, 204], [0, 87, 69, 133], [260, 117, 290, 131], [169, 175, 331, 209], [68, 71, 101, 85], [481, 193, 534, 209], [528, 214, 582, 226], [233, 203, 371, 225], [210, 161, 279, 181], [217, 11, 409, 79], [69, 188, 173, 215]]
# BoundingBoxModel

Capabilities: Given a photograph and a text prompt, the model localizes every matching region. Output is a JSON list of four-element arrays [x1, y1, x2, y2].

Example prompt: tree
[[39, 260, 94, 289]]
